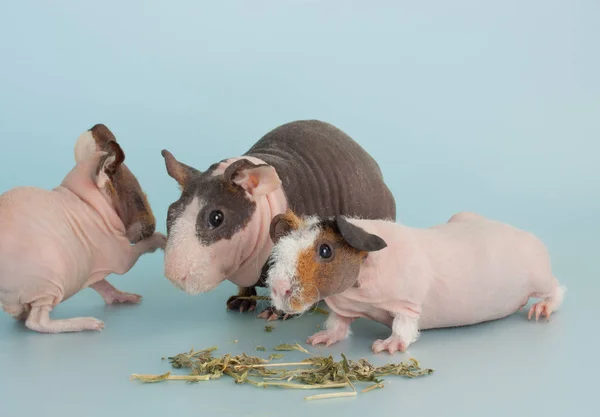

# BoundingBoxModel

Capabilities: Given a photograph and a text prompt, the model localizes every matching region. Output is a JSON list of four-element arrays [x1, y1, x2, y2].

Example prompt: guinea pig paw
[[106, 291, 142, 304], [372, 337, 407, 355], [150, 233, 167, 251], [90, 319, 105, 331], [257, 307, 296, 321], [226, 295, 257, 313], [528, 301, 553, 322], [307, 330, 342, 347], [77, 317, 105, 332]]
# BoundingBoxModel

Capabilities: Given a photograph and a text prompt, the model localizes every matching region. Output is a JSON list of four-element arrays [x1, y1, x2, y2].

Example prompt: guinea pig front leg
[[90, 279, 142, 304], [307, 312, 354, 347], [114, 232, 167, 274], [227, 285, 258, 313], [133, 232, 167, 255], [372, 311, 420, 354], [25, 296, 104, 333]]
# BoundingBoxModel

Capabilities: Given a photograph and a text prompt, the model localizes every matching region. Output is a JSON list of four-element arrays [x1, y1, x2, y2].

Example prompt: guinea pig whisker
[[305, 283, 322, 316]]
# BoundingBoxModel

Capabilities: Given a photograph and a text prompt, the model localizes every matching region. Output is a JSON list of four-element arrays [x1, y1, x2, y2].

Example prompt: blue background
[[0, 1, 597, 416]]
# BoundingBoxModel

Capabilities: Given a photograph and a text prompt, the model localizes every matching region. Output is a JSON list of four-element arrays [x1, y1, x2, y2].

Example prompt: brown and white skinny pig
[[0, 124, 165, 333], [267, 210, 566, 354]]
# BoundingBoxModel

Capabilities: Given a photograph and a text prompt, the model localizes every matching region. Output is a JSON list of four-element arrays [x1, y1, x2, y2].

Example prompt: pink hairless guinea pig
[[267, 210, 566, 354], [0, 124, 166, 333]]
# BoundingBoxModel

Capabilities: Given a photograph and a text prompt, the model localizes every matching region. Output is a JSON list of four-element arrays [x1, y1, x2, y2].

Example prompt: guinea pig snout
[[271, 280, 293, 299]]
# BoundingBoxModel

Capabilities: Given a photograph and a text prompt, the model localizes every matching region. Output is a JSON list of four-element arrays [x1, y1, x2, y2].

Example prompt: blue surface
[[0, 1, 598, 416]]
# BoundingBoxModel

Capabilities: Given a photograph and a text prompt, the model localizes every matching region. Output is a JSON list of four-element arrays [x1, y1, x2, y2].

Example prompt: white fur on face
[[74, 131, 97, 163], [164, 197, 223, 294], [267, 223, 320, 312]]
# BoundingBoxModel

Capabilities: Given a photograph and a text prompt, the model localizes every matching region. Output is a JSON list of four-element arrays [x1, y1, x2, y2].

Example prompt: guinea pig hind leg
[[528, 282, 567, 322], [24, 297, 104, 333], [90, 279, 142, 304], [115, 232, 167, 274], [307, 312, 353, 347], [2, 304, 30, 321], [372, 312, 420, 354]]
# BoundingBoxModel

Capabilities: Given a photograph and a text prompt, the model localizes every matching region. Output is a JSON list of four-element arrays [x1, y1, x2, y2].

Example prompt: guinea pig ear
[[95, 141, 125, 186], [270, 210, 302, 243], [334, 216, 387, 252], [161, 149, 200, 188], [90, 124, 117, 145], [225, 159, 282, 197], [74, 123, 117, 163]]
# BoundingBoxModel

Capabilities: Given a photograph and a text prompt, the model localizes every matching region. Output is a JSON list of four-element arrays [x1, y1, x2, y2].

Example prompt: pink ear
[[232, 165, 282, 196]]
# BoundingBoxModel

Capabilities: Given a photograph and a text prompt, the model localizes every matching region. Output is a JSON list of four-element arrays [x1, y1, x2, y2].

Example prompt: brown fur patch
[[165, 166, 258, 245], [111, 165, 157, 241], [90, 124, 117, 148], [91, 126, 157, 242], [270, 209, 303, 244], [291, 224, 366, 310], [103, 181, 116, 196], [284, 209, 303, 230]]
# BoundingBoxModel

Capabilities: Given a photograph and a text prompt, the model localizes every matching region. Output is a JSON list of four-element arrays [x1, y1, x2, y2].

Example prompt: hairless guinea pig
[[0, 124, 166, 333], [161, 120, 396, 320], [267, 210, 566, 354]]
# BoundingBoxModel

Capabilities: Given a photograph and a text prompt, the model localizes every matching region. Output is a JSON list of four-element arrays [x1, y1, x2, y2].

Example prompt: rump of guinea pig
[[267, 210, 566, 354], [0, 124, 166, 334]]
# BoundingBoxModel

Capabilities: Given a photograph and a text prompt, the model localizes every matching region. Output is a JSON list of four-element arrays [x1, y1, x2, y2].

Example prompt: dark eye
[[208, 210, 224, 228], [318, 244, 332, 259]]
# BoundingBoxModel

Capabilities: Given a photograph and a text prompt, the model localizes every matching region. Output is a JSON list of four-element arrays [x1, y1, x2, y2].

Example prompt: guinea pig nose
[[272, 281, 292, 298]]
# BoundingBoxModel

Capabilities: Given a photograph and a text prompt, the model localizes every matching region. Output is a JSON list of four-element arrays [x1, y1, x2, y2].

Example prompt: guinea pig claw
[[257, 306, 298, 321], [372, 337, 407, 355], [108, 291, 142, 304], [528, 301, 553, 322], [307, 330, 343, 347], [226, 295, 257, 313], [256, 310, 271, 319], [238, 303, 256, 313]]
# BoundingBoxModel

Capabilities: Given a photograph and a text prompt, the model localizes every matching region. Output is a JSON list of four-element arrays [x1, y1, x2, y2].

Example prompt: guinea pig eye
[[318, 243, 332, 259], [208, 210, 224, 228]]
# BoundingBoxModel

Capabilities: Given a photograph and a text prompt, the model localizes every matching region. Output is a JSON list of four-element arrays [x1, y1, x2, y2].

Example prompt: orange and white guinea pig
[[266, 210, 565, 354]]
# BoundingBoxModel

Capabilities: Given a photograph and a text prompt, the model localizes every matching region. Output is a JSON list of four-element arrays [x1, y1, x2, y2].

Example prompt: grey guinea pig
[[161, 119, 396, 320]]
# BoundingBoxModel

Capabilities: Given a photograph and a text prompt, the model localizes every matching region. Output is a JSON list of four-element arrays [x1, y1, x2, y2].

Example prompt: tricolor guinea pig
[[0, 124, 166, 333], [160, 120, 396, 320], [267, 210, 566, 354]]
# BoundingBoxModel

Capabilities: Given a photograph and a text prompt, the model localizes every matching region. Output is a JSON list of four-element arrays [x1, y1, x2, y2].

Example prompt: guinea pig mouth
[[282, 297, 314, 315], [181, 277, 222, 295], [276, 304, 304, 316]]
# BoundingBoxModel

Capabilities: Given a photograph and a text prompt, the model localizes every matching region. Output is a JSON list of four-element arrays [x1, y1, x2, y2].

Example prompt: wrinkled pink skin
[[164, 157, 288, 294], [0, 152, 165, 333], [274, 212, 566, 354]]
